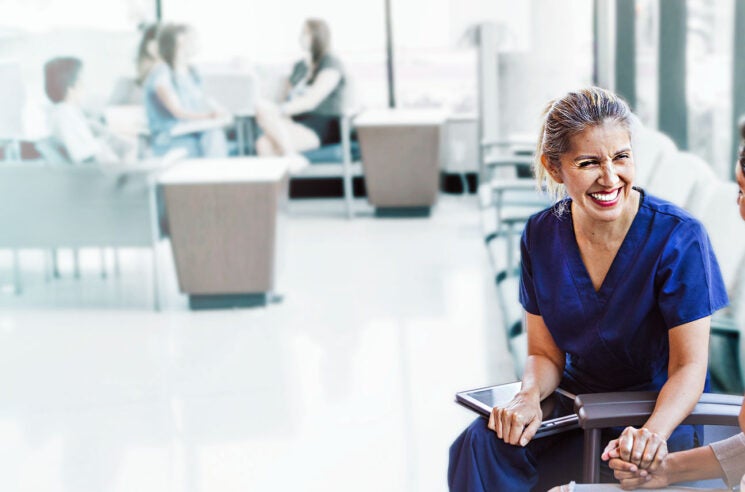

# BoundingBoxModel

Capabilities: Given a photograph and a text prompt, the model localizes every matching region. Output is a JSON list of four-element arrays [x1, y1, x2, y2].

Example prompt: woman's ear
[[541, 154, 563, 184]]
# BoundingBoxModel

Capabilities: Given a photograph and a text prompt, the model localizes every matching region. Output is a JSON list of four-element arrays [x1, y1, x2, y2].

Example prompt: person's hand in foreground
[[604, 426, 668, 470], [603, 434, 670, 489], [487, 391, 543, 447]]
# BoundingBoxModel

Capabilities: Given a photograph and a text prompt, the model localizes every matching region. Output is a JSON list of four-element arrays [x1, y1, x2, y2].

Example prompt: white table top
[[354, 108, 448, 127], [158, 157, 296, 184]]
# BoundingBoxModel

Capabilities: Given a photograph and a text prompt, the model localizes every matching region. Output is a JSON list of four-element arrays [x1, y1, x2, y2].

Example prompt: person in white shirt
[[44, 57, 134, 163]]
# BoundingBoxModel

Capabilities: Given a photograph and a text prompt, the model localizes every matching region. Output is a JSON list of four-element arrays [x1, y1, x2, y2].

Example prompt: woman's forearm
[[520, 355, 563, 401], [644, 362, 706, 438], [663, 446, 725, 484]]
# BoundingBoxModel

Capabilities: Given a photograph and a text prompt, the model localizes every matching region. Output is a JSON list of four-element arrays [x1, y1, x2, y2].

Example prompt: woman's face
[[735, 162, 745, 221], [299, 25, 312, 53], [174, 30, 198, 65], [146, 38, 159, 59], [549, 119, 635, 224]]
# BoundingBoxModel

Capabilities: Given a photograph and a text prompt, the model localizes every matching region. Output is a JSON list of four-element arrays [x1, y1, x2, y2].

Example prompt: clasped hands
[[602, 426, 670, 489]]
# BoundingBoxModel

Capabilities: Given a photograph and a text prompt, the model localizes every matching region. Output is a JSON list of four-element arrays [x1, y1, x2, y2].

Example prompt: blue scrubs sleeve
[[657, 220, 728, 328], [519, 225, 541, 315]]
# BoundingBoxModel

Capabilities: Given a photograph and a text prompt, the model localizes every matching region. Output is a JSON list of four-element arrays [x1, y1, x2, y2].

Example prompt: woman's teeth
[[590, 189, 620, 202]]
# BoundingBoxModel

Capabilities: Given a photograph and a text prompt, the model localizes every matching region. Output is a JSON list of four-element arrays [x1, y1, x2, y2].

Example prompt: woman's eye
[[577, 161, 596, 168], [615, 153, 630, 160]]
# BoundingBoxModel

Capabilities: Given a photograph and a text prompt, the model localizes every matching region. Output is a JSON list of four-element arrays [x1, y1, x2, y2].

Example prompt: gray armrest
[[484, 156, 534, 169], [489, 179, 538, 192], [576, 391, 743, 483], [711, 314, 739, 334]]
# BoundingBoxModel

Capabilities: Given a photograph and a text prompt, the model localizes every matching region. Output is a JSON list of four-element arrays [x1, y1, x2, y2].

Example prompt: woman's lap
[[449, 417, 585, 491]]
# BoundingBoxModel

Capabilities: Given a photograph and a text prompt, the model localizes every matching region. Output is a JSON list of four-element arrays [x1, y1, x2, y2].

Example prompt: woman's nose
[[598, 160, 619, 185]]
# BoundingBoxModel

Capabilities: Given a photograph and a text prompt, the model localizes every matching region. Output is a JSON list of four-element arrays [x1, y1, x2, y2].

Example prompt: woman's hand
[[487, 392, 542, 447], [602, 427, 667, 471], [603, 438, 671, 489]]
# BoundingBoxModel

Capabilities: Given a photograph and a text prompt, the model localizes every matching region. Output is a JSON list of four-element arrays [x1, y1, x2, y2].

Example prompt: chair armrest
[[481, 137, 536, 150], [711, 314, 739, 334], [489, 179, 539, 192], [170, 115, 232, 137], [484, 155, 534, 169], [575, 391, 743, 429]]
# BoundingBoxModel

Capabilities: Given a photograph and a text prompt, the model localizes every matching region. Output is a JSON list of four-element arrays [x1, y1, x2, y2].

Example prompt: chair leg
[[340, 115, 354, 219], [582, 428, 602, 483], [51, 248, 60, 279], [100, 248, 108, 279], [114, 249, 121, 276], [151, 245, 160, 311], [459, 173, 469, 195], [73, 249, 80, 279], [12, 249, 21, 295]]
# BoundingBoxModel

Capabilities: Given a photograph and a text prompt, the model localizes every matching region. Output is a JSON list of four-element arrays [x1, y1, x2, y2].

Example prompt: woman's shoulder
[[144, 62, 171, 86], [640, 190, 699, 226], [318, 53, 344, 71], [527, 200, 570, 227]]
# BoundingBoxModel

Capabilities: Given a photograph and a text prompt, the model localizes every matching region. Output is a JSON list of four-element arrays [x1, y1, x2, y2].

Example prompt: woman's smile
[[588, 187, 622, 207]]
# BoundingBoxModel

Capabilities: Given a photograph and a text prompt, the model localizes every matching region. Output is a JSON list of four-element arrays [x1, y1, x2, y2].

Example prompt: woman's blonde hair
[[535, 87, 632, 209]]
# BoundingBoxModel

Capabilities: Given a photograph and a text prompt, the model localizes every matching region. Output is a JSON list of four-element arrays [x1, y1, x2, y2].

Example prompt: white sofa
[[0, 156, 181, 309]]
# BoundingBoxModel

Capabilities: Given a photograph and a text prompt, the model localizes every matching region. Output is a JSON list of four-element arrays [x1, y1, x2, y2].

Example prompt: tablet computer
[[455, 381, 579, 438]]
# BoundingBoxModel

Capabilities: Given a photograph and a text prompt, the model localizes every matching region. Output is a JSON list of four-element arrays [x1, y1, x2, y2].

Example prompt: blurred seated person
[[136, 23, 160, 86], [44, 57, 135, 163], [255, 18, 346, 158], [108, 23, 160, 105], [143, 23, 229, 158]]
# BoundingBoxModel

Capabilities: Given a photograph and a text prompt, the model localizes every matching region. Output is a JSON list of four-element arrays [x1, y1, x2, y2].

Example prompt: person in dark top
[[255, 18, 346, 158]]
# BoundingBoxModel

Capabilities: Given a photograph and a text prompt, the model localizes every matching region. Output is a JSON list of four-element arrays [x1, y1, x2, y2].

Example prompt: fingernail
[[520, 438, 528, 447]]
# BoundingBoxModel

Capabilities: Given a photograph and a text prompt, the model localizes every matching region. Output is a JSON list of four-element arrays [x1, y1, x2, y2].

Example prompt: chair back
[[201, 72, 258, 116]]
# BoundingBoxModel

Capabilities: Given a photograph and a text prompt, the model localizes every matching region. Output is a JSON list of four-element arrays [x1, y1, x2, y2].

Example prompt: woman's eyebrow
[[572, 148, 632, 162], [572, 154, 599, 162]]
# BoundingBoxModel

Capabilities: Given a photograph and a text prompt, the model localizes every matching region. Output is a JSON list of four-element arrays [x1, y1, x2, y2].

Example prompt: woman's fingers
[[497, 408, 510, 440], [616, 427, 667, 469], [638, 437, 659, 470], [618, 428, 635, 462], [629, 428, 652, 466], [489, 396, 542, 446], [520, 416, 541, 446], [507, 411, 526, 444], [608, 458, 638, 475], [647, 440, 668, 472], [601, 439, 620, 461]]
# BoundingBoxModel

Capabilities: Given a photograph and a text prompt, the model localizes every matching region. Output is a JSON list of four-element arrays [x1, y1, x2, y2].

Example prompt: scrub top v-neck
[[519, 189, 728, 394]]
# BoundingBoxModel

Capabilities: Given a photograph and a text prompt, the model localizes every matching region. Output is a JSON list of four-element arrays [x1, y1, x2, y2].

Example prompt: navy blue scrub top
[[519, 189, 728, 394]]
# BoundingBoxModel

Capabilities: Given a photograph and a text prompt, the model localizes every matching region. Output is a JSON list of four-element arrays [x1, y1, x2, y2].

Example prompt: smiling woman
[[448, 87, 729, 491]]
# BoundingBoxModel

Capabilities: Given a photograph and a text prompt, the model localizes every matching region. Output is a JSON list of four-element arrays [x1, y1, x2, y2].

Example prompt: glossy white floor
[[0, 195, 517, 492]]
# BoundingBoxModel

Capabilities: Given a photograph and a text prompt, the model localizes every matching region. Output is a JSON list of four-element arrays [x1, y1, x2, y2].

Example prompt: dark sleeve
[[316, 54, 343, 73], [519, 222, 541, 315], [288, 60, 308, 86], [656, 219, 729, 328]]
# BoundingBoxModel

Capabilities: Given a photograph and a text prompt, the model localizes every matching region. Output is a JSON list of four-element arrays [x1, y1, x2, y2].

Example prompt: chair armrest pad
[[484, 156, 534, 168], [489, 179, 539, 192], [575, 392, 743, 430]]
